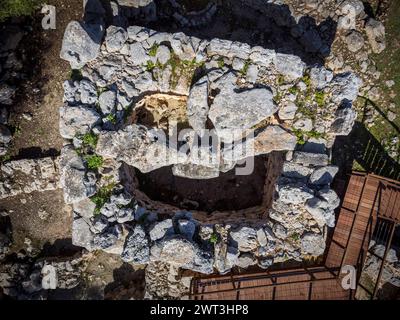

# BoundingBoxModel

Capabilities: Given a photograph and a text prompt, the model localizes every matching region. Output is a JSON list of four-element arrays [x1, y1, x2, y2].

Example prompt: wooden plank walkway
[[191, 267, 350, 300], [190, 173, 400, 300]]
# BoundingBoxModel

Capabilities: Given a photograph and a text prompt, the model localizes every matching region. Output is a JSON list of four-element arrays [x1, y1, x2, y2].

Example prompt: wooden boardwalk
[[190, 173, 400, 300]]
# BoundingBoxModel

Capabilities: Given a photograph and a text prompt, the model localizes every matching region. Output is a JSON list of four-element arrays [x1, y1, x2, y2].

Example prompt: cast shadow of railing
[[332, 120, 400, 181]]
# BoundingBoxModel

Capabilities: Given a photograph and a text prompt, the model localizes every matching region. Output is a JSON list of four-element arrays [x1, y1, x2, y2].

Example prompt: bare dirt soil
[[1, 0, 82, 254]]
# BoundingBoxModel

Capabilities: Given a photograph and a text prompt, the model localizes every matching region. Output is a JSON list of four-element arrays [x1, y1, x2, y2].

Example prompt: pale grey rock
[[41, 265, 58, 290], [129, 42, 148, 66], [330, 107, 357, 135], [282, 162, 313, 180], [151, 236, 214, 274], [73, 198, 96, 220], [105, 26, 128, 52], [223, 125, 297, 162], [365, 18, 386, 54], [79, 79, 98, 105], [249, 46, 276, 67], [229, 41, 251, 60], [97, 65, 117, 82], [116, 208, 135, 224], [258, 257, 274, 269], [127, 26, 152, 42], [60, 21, 104, 69], [98, 90, 116, 115], [72, 218, 94, 250], [340, 0, 365, 16], [149, 219, 174, 241], [310, 66, 333, 89], [236, 253, 257, 269], [273, 223, 287, 239], [275, 53, 306, 81], [292, 151, 329, 167], [100, 193, 132, 220], [133, 71, 154, 93], [330, 73, 362, 104], [301, 233, 325, 256], [305, 197, 336, 228], [230, 226, 258, 252], [198, 225, 213, 242], [0, 124, 11, 145], [96, 124, 188, 173], [59, 146, 96, 204], [309, 165, 339, 185], [246, 64, 259, 83], [388, 111, 396, 122], [122, 225, 150, 264], [209, 72, 277, 138], [206, 38, 232, 57], [92, 225, 122, 252], [278, 101, 298, 120], [257, 228, 268, 247], [90, 214, 109, 234], [121, 80, 139, 98], [63, 80, 79, 104], [318, 188, 340, 210], [293, 118, 313, 132], [146, 32, 173, 48], [344, 31, 365, 52], [214, 246, 239, 275], [155, 45, 171, 65], [172, 164, 220, 179], [187, 77, 209, 132], [277, 181, 314, 205], [59, 105, 101, 139]]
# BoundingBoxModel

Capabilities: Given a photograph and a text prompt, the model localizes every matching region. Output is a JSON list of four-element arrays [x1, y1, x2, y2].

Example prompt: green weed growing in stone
[[84, 154, 104, 170], [91, 183, 116, 214]]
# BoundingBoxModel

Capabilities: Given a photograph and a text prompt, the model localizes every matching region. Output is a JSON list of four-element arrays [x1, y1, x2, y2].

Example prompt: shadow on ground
[[332, 121, 400, 181]]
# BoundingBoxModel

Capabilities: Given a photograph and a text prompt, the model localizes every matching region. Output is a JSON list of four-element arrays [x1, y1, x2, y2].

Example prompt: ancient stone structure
[[54, 0, 367, 277]]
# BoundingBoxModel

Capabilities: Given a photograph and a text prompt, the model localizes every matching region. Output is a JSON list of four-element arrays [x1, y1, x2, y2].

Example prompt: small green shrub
[[0, 0, 40, 21], [293, 129, 306, 145], [91, 183, 116, 214], [240, 60, 251, 75], [148, 43, 159, 57], [290, 232, 300, 242], [289, 86, 299, 95], [0, 153, 11, 163], [84, 154, 104, 170], [277, 75, 286, 86], [307, 130, 325, 139], [302, 74, 311, 89], [82, 132, 98, 149], [105, 114, 117, 124], [315, 91, 325, 107], [209, 233, 218, 244], [146, 60, 156, 71], [217, 57, 225, 68]]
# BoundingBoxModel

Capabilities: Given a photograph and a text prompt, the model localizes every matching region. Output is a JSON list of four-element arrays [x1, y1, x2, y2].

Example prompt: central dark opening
[[135, 155, 268, 212]]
